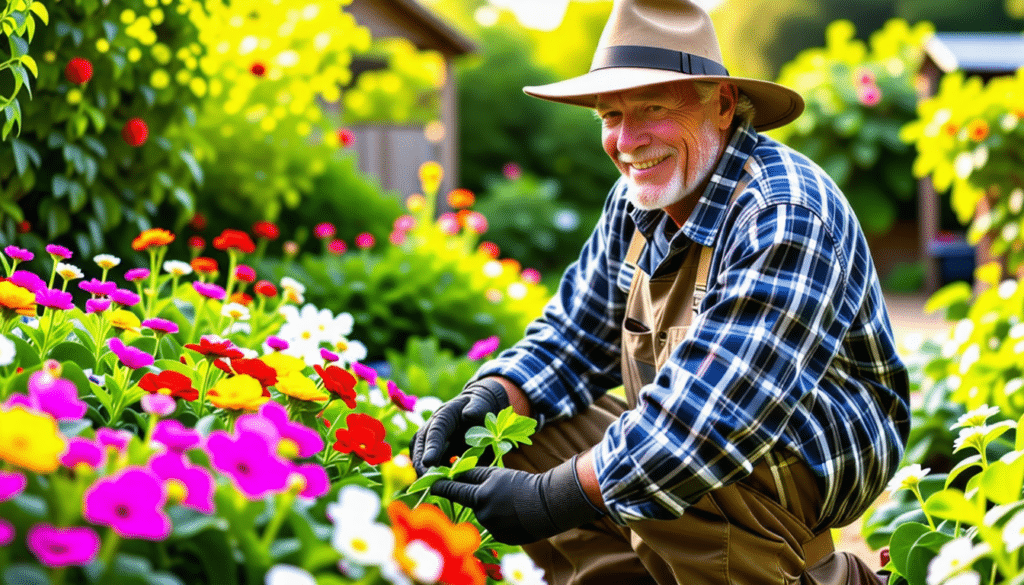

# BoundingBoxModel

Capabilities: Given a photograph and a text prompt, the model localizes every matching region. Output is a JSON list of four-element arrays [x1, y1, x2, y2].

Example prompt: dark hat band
[[590, 45, 729, 77]]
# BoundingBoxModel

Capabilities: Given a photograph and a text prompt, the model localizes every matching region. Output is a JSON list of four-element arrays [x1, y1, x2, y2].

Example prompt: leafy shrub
[[772, 19, 933, 235], [384, 336, 486, 403], [0, 0, 47, 139], [342, 37, 446, 125]]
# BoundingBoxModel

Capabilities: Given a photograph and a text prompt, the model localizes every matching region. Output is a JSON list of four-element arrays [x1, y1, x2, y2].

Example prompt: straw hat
[[523, 0, 804, 131]]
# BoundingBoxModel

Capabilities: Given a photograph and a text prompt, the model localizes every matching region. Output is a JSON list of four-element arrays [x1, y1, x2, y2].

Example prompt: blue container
[[928, 236, 975, 285]]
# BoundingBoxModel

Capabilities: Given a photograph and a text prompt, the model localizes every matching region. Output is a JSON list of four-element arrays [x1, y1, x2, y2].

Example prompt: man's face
[[596, 81, 731, 215]]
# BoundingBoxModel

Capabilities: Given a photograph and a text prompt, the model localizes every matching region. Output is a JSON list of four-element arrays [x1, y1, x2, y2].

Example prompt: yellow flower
[[276, 371, 328, 402], [67, 89, 83, 105], [261, 352, 306, 378], [0, 281, 36, 317], [418, 161, 443, 194], [208, 374, 268, 411], [96, 39, 110, 53], [0, 405, 67, 473], [110, 309, 141, 332], [381, 453, 418, 490], [151, 70, 170, 89]]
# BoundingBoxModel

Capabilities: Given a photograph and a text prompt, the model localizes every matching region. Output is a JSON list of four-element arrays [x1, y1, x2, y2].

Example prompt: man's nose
[[616, 118, 650, 155]]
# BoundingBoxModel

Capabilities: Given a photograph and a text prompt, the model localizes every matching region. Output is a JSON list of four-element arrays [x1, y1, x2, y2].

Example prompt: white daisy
[[163, 260, 193, 276], [886, 463, 930, 494], [950, 405, 999, 430], [56, 262, 84, 281], [0, 335, 16, 366], [927, 538, 984, 585], [93, 254, 121, 269], [404, 540, 443, 584], [264, 564, 316, 585], [221, 302, 251, 321], [501, 552, 547, 585]]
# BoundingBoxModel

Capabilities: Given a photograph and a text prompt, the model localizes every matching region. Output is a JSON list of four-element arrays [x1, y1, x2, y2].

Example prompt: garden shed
[[345, 0, 477, 198], [916, 32, 1024, 292]]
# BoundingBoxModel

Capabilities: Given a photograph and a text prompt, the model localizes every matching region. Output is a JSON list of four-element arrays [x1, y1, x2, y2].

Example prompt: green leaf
[[48, 341, 97, 370], [905, 531, 951, 585], [923, 489, 982, 524], [464, 425, 491, 447], [90, 380, 114, 415], [51, 174, 70, 197], [1, 564, 51, 585], [450, 455, 479, 476], [945, 454, 982, 489], [20, 54, 37, 78], [30, 1, 50, 25], [406, 467, 448, 494], [11, 137, 35, 175], [924, 282, 973, 317], [981, 456, 1024, 505], [888, 521, 931, 577], [10, 334, 40, 368]]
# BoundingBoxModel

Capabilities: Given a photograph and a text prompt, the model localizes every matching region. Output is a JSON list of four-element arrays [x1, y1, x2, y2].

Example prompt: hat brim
[[523, 67, 804, 132]]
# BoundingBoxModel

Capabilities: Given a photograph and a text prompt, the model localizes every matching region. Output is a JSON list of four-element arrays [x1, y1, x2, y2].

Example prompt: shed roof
[[924, 32, 1024, 75], [348, 0, 476, 57]]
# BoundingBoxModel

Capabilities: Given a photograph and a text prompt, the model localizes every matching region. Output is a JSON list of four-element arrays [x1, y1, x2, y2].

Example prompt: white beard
[[623, 119, 721, 211]]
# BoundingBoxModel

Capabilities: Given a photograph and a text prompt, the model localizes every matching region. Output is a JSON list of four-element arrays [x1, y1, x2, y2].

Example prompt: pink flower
[[142, 318, 179, 334], [857, 84, 882, 107], [152, 419, 202, 452], [111, 288, 140, 306], [206, 428, 291, 500], [79, 278, 117, 296], [394, 215, 416, 232], [387, 380, 416, 412], [108, 337, 154, 369], [290, 463, 329, 499], [355, 232, 375, 249], [235, 265, 256, 283], [27, 370, 87, 420], [503, 162, 522, 180], [0, 520, 12, 547], [125, 268, 150, 282], [148, 452, 215, 513], [83, 467, 171, 540], [521, 268, 541, 284], [320, 348, 339, 363], [855, 68, 876, 87], [252, 401, 323, 457], [35, 288, 74, 311], [351, 361, 378, 386], [327, 239, 347, 255], [45, 244, 73, 260], [85, 298, 111, 313], [9, 270, 46, 292], [26, 523, 100, 567], [437, 212, 460, 235], [467, 335, 500, 360], [141, 394, 176, 417], [0, 470, 26, 502], [193, 281, 226, 300], [463, 211, 488, 234], [4, 246, 33, 262], [266, 336, 289, 351], [60, 438, 105, 469], [313, 223, 336, 239], [389, 230, 408, 245], [97, 428, 134, 453]]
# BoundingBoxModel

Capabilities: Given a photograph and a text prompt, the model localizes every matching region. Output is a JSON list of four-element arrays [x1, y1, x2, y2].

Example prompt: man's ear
[[717, 83, 738, 130]]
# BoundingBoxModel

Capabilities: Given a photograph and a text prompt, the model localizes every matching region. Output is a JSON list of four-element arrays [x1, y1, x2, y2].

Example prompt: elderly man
[[412, 0, 909, 583]]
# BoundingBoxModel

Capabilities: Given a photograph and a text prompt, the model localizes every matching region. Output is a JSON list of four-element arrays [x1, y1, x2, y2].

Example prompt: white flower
[[887, 463, 930, 494], [327, 485, 381, 526], [163, 260, 193, 276], [335, 339, 367, 366], [999, 280, 1018, 300], [264, 564, 316, 585], [944, 572, 981, 585], [953, 426, 987, 454], [483, 260, 503, 278], [958, 344, 980, 375], [392, 396, 444, 432], [501, 552, 547, 585], [1002, 222, 1020, 244], [954, 152, 975, 179], [1005, 378, 1024, 397], [280, 276, 306, 294], [950, 405, 999, 430], [0, 335, 16, 366], [333, 522, 394, 566], [93, 254, 121, 269], [952, 319, 974, 345], [972, 145, 988, 169], [56, 262, 83, 281], [1001, 113, 1020, 132], [404, 540, 443, 584], [221, 302, 251, 321], [380, 561, 412, 585], [927, 537, 984, 585], [507, 282, 528, 300]]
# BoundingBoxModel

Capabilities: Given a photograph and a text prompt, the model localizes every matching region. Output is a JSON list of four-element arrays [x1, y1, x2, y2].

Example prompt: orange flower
[[0, 281, 36, 317], [419, 161, 443, 194], [132, 228, 175, 251], [387, 501, 485, 585], [967, 118, 989, 142], [447, 188, 475, 209], [191, 257, 218, 275], [942, 122, 958, 137]]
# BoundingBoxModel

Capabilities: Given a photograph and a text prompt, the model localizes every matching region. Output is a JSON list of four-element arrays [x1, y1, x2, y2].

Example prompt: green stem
[[96, 529, 122, 583], [912, 487, 936, 530], [259, 490, 297, 550], [195, 360, 215, 419]]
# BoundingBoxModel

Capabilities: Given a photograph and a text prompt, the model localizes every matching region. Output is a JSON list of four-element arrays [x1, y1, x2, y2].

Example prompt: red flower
[[188, 235, 205, 251], [139, 370, 199, 401], [122, 118, 149, 147], [229, 292, 253, 306], [234, 265, 256, 283], [313, 223, 335, 239], [65, 57, 93, 84], [252, 221, 280, 240], [228, 358, 278, 388], [314, 364, 357, 408], [387, 501, 485, 585], [184, 337, 244, 359], [250, 62, 266, 77], [213, 229, 256, 254], [327, 239, 346, 255], [332, 413, 392, 464], [16, 221, 31, 234], [483, 564, 503, 581], [478, 241, 500, 259], [337, 128, 354, 147], [254, 280, 277, 297], [188, 213, 207, 231], [191, 256, 218, 275]]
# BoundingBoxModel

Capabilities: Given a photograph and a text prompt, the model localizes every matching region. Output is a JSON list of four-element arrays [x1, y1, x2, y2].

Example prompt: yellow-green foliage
[[343, 38, 446, 124], [901, 68, 1024, 268], [0, 0, 48, 139]]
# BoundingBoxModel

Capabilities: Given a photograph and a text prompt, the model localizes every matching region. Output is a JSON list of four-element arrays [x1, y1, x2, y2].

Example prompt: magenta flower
[[45, 244, 73, 260], [266, 336, 289, 351], [467, 335, 500, 360], [9, 269, 47, 292], [393, 215, 416, 232], [0, 519, 12, 546], [0, 470, 26, 501], [193, 281, 226, 300], [27, 523, 100, 567], [4, 246, 33, 262], [27, 370, 87, 420], [437, 212, 460, 235], [320, 348, 339, 363], [110, 288, 140, 306], [125, 267, 150, 282], [35, 288, 75, 311], [206, 428, 291, 500], [351, 361, 378, 386], [389, 230, 408, 246], [141, 394, 176, 417], [148, 452, 215, 514], [85, 298, 112, 313], [239, 401, 322, 458], [387, 380, 416, 412], [108, 337, 154, 369], [79, 278, 117, 296], [60, 438, 105, 469], [313, 222, 336, 239], [142, 318, 179, 334], [857, 84, 882, 107], [290, 463, 329, 499], [96, 428, 134, 453], [83, 467, 171, 540], [503, 162, 522, 180], [355, 232, 375, 249], [152, 419, 202, 452], [521, 268, 541, 284]]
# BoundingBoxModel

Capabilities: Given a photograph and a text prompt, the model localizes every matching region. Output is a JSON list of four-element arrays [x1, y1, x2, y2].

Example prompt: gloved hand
[[429, 456, 605, 545], [411, 378, 510, 476]]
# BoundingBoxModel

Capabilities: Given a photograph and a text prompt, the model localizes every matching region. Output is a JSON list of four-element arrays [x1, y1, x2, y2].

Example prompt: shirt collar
[[627, 120, 758, 248]]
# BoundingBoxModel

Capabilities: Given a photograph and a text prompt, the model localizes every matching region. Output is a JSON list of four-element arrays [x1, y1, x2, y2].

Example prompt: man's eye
[[647, 105, 665, 113]]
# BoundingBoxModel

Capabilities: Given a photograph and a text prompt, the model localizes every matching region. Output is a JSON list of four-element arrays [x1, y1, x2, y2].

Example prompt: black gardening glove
[[429, 456, 605, 545], [411, 378, 510, 476]]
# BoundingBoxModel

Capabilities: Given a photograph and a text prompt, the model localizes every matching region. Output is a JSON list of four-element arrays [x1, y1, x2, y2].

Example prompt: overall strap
[[692, 245, 714, 314], [624, 228, 646, 268]]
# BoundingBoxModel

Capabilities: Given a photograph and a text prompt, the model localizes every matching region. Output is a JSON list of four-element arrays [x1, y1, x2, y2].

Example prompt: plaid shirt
[[472, 121, 910, 528]]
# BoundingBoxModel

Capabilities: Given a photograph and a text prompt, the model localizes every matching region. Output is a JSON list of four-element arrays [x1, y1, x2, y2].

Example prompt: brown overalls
[[506, 195, 882, 584]]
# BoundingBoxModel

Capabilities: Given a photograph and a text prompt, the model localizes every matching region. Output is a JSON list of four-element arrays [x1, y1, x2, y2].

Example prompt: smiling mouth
[[630, 155, 670, 171]]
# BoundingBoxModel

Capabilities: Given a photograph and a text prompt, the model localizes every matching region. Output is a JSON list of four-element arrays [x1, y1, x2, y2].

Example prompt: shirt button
[[658, 331, 667, 341]]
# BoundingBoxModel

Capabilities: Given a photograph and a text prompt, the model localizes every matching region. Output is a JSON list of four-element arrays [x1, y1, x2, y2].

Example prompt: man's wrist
[[574, 450, 607, 513], [479, 376, 531, 418]]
